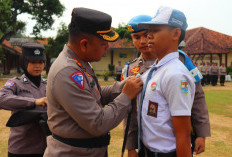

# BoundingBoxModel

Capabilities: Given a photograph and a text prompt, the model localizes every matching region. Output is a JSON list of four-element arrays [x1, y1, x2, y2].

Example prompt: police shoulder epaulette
[[129, 58, 138, 64]]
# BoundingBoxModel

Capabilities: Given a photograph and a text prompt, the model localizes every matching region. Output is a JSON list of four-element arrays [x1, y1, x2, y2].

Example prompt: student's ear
[[80, 39, 88, 52], [172, 28, 181, 41]]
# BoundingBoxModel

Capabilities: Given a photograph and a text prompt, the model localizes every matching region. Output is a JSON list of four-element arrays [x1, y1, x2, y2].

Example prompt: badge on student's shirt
[[70, 71, 84, 90], [130, 67, 140, 74], [180, 79, 189, 94], [4, 81, 15, 87], [147, 101, 158, 118], [151, 81, 156, 91]]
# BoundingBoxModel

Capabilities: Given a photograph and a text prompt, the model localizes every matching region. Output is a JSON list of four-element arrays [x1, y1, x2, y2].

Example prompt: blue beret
[[127, 15, 152, 33]]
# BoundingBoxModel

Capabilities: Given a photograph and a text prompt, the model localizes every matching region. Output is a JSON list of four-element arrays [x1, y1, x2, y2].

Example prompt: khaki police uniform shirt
[[124, 53, 210, 150], [219, 66, 227, 76], [115, 65, 123, 75], [210, 66, 219, 75], [199, 65, 206, 75], [0, 75, 47, 154], [44, 45, 131, 157]]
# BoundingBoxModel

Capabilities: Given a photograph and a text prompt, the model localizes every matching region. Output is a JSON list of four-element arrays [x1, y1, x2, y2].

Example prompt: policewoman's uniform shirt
[[0, 75, 47, 154], [139, 52, 195, 153]]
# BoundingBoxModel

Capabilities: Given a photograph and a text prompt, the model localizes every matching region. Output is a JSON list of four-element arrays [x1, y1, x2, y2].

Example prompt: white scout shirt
[[138, 52, 195, 153]]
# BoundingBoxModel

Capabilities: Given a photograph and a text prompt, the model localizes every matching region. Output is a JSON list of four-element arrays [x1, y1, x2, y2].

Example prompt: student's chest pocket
[[146, 87, 168, 120]]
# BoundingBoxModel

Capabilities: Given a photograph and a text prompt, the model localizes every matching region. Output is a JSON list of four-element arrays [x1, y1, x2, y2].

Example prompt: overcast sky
[[18, 0, 232, 37]]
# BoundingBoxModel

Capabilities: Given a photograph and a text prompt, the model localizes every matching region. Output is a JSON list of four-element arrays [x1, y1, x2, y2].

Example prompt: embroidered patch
[[70, 71, 84, 90], [73, 58, 83, 67], [180, 80, 189, 94], [4, 81, 15, 87], [147, 101, 158, 118], [151, 81, 156, 91], [130, 67, 140, 74]]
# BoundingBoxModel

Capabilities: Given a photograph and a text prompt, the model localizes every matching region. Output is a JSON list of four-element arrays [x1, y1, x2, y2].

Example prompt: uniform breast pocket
[[17, 89, 33, 97]]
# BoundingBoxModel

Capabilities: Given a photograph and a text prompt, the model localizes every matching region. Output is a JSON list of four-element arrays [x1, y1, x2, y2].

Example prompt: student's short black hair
[[169, 26, 186, 44]]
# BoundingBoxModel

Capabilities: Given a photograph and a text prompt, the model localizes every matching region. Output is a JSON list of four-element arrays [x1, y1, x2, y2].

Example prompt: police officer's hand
[[122, 76, 143, 100], [35, 97, 48, 108], [193, 137, 205, 155]]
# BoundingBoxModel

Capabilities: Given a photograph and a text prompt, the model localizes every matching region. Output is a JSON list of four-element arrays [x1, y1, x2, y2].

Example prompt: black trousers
[[220, 75, 225, 85], [116, 74, 121, 81], [201, 75, 206, 86], [206, 74, 211, 85], [211, 75, 218, 86], [8, 152, 43, 157]]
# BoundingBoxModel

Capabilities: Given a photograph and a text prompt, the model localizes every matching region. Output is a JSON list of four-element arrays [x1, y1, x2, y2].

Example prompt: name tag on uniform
[[147, 101, 158, 118]]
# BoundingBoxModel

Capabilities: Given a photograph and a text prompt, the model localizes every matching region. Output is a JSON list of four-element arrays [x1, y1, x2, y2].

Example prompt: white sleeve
[[162, 73, 195, 116]]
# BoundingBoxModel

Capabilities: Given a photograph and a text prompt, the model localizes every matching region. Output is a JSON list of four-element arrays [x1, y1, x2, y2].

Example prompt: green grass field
[[0, 78, 232, 157]]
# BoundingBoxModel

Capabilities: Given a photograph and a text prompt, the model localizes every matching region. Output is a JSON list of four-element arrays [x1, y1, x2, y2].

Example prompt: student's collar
[[153, 51, 179, 68]]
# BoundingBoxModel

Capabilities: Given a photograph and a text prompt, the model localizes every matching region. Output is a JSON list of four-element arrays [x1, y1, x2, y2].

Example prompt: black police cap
[[22, 43, 45, 61], [71, 7, 119, 42]]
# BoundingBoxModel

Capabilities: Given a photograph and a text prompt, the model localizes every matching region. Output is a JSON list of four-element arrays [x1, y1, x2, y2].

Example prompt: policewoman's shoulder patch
[[4, 81, 15, 87], [180, 79, 189, 94], [70, 71, 85, 90]]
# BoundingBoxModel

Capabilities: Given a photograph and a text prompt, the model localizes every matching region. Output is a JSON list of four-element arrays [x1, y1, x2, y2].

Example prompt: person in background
[[210, 63, 219, 86], [199, 62, 206, 86], [206, 62, 211, 85], [219, 63, 227, 86], [0, 43, 48, 157], [115, 61, 123, 81]]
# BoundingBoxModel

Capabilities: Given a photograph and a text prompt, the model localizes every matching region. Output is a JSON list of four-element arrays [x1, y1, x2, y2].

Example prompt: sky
[[18, 0, 232, 37]]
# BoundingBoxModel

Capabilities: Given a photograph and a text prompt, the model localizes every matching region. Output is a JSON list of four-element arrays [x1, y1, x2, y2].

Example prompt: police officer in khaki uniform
[[0, 43, 48, 157], [115, 61, 123, 81], [210, 63, 219, 86], [199, 63, 206, 86], [44, 8, 143, 157], [219, 63, 227, 86], [122, 14, 210, 157], [206, 62, 211, 85]]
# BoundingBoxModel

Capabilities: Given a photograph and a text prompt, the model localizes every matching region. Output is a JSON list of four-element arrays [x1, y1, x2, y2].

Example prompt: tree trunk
[[46, 53, 51, 75]]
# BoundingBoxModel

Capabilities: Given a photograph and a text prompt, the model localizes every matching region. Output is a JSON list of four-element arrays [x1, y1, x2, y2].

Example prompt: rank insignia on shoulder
[[73, 58, 83, 68], [70, 71, 84, 90], [147, 101, 158, 118], [180, 80, 189, 94], [151, 81, 156, 91], [5, 81, 15, 87], [130, 67, 140, 74], [84, 71, 91, 77], [23, 77, 28, 82]]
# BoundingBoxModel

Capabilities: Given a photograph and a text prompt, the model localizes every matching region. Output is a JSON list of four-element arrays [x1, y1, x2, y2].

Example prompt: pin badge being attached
[[151, 81, 156, 91]]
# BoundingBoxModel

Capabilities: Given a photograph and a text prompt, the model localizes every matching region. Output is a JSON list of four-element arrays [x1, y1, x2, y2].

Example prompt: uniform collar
[[64, 45, 95, 76], [154, 51, 179, 68], [137, 54, 157, 68], [20, 74, 46, 85]]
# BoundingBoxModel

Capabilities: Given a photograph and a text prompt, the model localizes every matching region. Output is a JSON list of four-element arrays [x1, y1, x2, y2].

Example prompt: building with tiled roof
[[182, 27, 232, 67], [91, 39, 137, 74]]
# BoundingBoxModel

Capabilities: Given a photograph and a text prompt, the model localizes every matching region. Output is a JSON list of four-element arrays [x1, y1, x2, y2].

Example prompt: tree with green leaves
[[0, 0, 65, 44], [115, 23, 132, 40], [45, 22, 68, 73]]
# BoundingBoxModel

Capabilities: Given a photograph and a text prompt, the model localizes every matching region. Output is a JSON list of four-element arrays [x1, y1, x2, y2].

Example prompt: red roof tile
[[183, 27, 232, 54], [108, 39, 134, 49], [37, 39, 48, 45], [2, 40, 22, 54]]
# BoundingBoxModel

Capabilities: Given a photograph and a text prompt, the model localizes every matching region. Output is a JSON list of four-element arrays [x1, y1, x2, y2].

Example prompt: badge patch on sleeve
[[147, 101, 158, 118], [70, 71, 84, 90], [4, 81, 15, 87], [180, 80, 189, 94]]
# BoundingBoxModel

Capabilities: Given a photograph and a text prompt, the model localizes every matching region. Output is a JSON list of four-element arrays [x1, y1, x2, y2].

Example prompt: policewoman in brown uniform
[[44, 8, 143, 157], [0, 43, 48, 157]]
